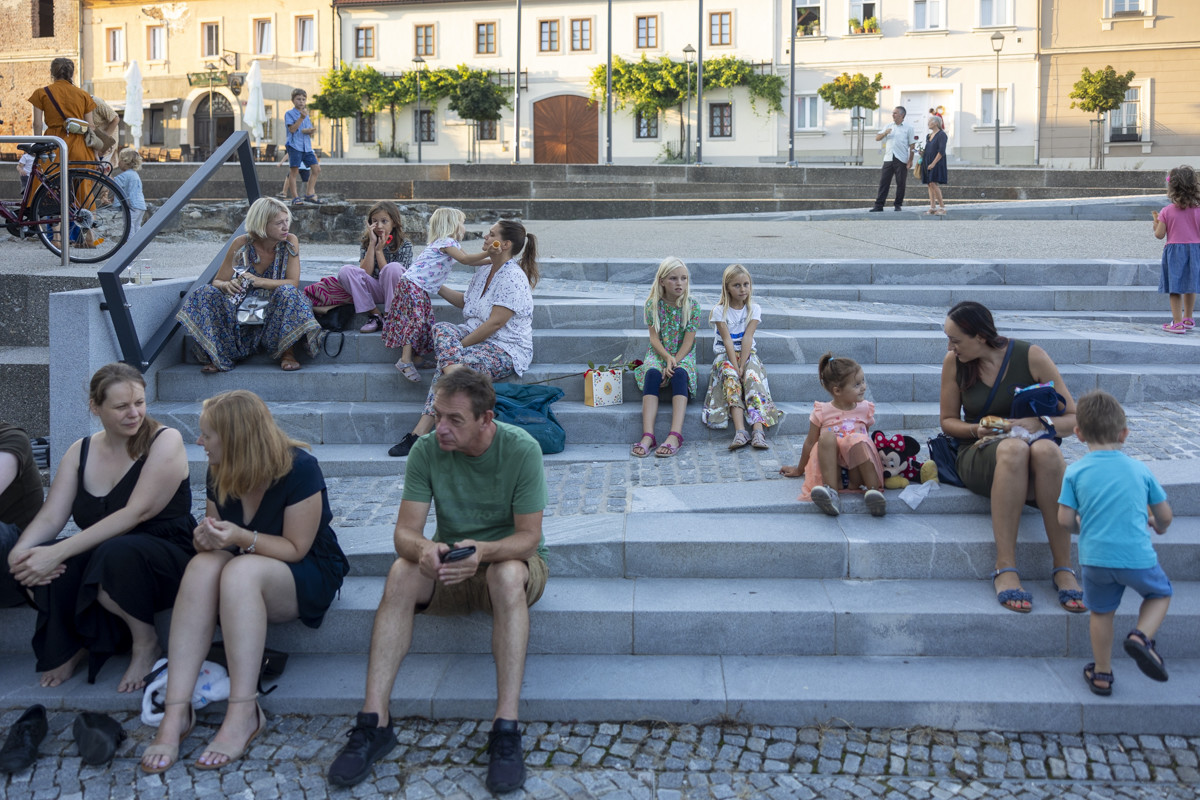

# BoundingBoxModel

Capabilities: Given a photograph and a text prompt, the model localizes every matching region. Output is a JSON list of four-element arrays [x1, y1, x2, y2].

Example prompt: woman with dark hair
[[6, 363, 194, 692], [939, 301, 1083, 614], [140, 390, 348, 773], [388, 219, 538, 457]]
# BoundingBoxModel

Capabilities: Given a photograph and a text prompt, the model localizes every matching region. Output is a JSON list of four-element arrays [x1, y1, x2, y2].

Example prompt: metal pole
[[787, 1, 796, 166], [684, 50, 693, 163], [696, 0, 703, 164], [605, 0, 612, 164], [417, 75, 422, 163], [514, 0, 522, 163], [994, 49, 1000, 166], [0, 135, 70, 266]]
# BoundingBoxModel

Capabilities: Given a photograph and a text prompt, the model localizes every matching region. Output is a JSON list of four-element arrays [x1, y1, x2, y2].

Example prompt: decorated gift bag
[[585, 368, 624, 407]]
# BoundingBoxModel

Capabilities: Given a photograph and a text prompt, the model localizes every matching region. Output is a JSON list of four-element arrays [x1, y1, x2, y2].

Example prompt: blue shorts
[[1081, 564, 1173, 614], [298, 168, 311, 183], [287, 146, 318, 169]]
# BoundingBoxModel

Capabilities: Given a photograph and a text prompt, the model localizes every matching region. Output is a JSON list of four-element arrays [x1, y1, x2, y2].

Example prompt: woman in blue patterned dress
[[176, 197, 321, 372]]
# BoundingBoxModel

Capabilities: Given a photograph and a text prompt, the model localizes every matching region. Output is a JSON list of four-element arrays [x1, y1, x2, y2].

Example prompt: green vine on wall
[[589, 55, 784, 116]]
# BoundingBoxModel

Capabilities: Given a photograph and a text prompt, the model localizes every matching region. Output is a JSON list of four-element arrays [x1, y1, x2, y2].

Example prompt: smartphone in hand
[[441, 545, 476, 563]]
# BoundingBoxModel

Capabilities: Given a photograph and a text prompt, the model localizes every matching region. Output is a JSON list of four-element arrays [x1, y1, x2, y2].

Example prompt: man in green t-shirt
[[330, 369, 548, 794], [0, 422, 44, 608]]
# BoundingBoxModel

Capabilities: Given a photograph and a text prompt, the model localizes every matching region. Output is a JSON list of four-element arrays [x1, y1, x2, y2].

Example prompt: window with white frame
[[636, 15, 658, 48], [1113, 0, 1143, 12], [710, 12, 731, 46], [106, 28, 124, 63], [571, 18, 592, 51], [416, 109, 435, 142], [913, 0, 943, 29], [355, 111, 375, 144], [1110, 87, 1141, 141], [796, 0, 821, 32], [981, 87, 1008, 125], [709, 103, 733, 137], [540, 20, 559, 52], [355, 27, 375, 59], [296, 16, 315, 53], [979, 0, 1010, 26], [850, 2, 877, 25], [796, 95, 820, 130], [635, 111, 659, 139], [476, 22, 496, 54], [147, 25, 165, 61], [415, 24, 434, 57], [254, 19, 273, 55], [202, 22, 220, 58]]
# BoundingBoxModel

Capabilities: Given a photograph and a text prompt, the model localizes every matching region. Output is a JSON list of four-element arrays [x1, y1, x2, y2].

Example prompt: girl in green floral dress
[[631, 257, 701, 458]]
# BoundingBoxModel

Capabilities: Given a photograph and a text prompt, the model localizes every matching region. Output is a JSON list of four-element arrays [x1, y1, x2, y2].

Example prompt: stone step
[[1, 651, 1196, 734], [2, 575, 1196, 659], [158, 360, 1199, 407]]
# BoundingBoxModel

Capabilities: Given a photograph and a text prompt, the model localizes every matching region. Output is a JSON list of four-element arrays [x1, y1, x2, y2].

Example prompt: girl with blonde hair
[[141, 390, 349, 774]]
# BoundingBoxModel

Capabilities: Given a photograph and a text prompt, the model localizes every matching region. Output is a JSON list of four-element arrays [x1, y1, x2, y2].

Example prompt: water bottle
[[139, 262, 153, 285]]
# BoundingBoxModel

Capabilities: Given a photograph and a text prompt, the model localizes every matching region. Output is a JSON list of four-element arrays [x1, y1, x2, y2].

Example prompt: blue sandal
[[991, 567, 1032, 613], [1052, 566, 1087, 613], [1083, 663, 1114, 696], [1124, 629, 1169, 682]]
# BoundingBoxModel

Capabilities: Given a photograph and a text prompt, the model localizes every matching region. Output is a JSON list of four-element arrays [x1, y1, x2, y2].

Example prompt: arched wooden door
[[533, 95, 598, 164]]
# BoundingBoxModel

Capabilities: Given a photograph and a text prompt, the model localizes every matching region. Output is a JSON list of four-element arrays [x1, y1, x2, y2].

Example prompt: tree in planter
[[817, 72, 882, 165], [444, 65, 511, 162], [310, 64, 369, 157], [1069, 65, 1136, 169]]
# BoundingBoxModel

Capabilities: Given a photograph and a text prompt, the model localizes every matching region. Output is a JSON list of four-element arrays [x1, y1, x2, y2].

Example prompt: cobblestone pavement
[[3, 709, 1198, 799]]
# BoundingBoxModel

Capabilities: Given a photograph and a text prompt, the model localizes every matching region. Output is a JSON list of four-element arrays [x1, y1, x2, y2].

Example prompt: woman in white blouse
[[388, 220, 539, 456]]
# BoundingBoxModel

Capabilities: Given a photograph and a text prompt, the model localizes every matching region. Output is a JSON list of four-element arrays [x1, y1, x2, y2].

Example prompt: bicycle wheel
[[31, 170, 131, 264]]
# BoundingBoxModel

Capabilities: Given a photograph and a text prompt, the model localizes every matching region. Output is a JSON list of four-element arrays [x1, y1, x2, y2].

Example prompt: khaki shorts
[[419, 556, 548, 617]]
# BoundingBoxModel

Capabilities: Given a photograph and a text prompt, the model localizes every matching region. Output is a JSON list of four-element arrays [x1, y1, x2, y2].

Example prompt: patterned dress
[[701, 303, 784, 429], [633, 298, 702, 397], [176, 238, 321, 371]]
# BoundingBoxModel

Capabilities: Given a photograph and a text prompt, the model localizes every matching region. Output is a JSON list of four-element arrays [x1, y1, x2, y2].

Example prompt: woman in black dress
[[141, 390, 349, 774], [922, 115, 948, 215], [7, 363, 194, 692]]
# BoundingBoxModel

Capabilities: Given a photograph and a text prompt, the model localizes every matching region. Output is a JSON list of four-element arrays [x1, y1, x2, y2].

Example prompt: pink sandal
[[655, 431, 684, 458], [1162, 321, 1187, 334], [631, 433, 656, 458]]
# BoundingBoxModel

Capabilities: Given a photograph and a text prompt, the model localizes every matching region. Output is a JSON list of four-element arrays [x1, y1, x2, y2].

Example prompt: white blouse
[[461, 260, 534, 374]]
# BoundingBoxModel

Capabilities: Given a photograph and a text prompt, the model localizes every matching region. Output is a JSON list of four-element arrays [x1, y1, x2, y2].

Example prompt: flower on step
[[531, 356, 643, 385]]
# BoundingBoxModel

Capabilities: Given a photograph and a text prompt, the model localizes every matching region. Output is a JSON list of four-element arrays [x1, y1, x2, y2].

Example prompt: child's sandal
[[1083, 663, 1114, 696], [1123, 629, 1169, 682], [750, 430, 769, 449], [631, 433, 656, 458], [729, 430, 751, 450], [655, 431, 684, 458]]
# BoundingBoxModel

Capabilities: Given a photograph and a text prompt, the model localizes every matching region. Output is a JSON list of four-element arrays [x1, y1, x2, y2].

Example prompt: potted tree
[[864, 16, 880, 33], [849, 18, 863, 34]]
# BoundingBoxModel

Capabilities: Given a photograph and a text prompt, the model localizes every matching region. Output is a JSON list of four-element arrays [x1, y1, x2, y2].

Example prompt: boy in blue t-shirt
[[1058, 390, 1173, 696]]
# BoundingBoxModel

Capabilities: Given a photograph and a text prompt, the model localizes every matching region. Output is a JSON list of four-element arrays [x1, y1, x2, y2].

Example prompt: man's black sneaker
[[486, 718, 526, 793], [0, 705, 47, 773], [327, 712, 397, 788], [388, 433, 419, 458], [868, 207, 884, 212]]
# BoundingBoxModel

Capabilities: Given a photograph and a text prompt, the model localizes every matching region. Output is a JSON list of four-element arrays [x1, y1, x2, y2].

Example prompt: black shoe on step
[[73, 712, 127, 766], [388, 432, 419, 458], [328, 712, 398, 788], [0, 705, 48, 773], [486, 718, 526, 793]]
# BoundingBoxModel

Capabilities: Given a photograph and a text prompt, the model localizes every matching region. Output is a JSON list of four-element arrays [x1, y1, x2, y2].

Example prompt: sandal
[[1183, 318, 1196, 329], [140, 700, 195, 774], [305, 195, 323, 205], [729, 430, 751, 450], [990, 567, 1032, 613], [631, 433, 656, 458], [200, 363, 220, 374], [290, 197, 304, 206], [359, 314, 382, 333], [1123, 629, 1169, 682], [1051, 566, 1087, 613], [750, 430, 769, 450], [280, 353, 301, 371], [655, 431, 684, 458], [394, 360, 421, 382], [1083, 662, 1114, 696], [195, 695, 266, 770], [1162, 321, 1187, 334]]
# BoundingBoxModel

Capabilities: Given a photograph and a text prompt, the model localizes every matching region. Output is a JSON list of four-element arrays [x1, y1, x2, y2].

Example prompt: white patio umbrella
[[242, 61, 269, 141], [123, 60, 144, 146]]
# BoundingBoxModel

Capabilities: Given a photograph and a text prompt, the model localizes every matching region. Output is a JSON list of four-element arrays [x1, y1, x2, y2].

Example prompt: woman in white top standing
[[388, 219, 538, 457], [701, 264, 784, 449]]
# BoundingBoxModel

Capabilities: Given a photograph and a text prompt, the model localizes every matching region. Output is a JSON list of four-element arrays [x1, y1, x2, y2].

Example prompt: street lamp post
[[787, 3, 797, 167], [991, 31, 1004, 166], [413, 55, 425, 163], [683, 44, 695, 163], [605, 0, 612, 164], [204, 62, 218, 157], [696, 0, 703, 164], [515, 0, 522, 163]]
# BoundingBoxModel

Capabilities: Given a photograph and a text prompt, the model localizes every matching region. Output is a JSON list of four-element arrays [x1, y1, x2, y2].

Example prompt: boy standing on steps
[[284, 88, 321, 204], [1057, 390, 1174, 696]]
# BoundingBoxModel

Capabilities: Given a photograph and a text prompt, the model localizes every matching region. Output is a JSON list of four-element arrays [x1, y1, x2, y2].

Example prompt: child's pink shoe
[[1162, 321, 1187, 334], [1183, 318, 1196, 329]]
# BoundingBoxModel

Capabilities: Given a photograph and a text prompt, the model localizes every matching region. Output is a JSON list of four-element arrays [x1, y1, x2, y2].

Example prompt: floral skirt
[[701, 352, 784, 430], [422, 322, 513, 415], [177, 284, 321, 371], [382, 277, 435, 354]]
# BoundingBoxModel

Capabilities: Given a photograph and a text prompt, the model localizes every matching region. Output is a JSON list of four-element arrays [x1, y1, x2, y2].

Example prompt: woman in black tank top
[[939, 302, 1083, 615], [7, 364, 195, 691]]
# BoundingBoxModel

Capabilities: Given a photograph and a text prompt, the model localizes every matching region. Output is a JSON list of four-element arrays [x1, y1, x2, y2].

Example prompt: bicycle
[[2, 141, 131, 264]]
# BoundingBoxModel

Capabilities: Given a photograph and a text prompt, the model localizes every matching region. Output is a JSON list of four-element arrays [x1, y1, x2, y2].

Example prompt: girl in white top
[[382, 207, 491, 381], [701, 264, 784, 449]]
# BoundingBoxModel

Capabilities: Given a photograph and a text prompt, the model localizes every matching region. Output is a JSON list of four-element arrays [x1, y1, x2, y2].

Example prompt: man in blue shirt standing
[[870, 106, 916, 212], [284, 88, 321, 204]]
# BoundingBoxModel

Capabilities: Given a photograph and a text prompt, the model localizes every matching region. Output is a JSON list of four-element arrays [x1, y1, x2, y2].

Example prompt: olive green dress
[[954, 340, 1036, 497]]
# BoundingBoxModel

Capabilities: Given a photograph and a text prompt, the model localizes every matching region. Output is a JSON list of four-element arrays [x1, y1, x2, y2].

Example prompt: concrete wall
[[48, 278, 187, 478], [0, 0, 80, 155]]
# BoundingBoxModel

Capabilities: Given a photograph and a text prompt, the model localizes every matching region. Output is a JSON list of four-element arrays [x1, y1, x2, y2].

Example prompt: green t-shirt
[[402, 421, 548, 563]]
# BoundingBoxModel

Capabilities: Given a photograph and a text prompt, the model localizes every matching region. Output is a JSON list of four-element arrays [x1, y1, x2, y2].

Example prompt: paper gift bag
[[584, 368, 623, 407]]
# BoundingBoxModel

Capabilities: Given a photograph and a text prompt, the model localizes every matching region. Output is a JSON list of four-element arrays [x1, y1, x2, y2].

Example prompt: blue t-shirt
[[284, 107, 314, 152], [110, 169, 146, 211], [1058, 450, 1167, 569]]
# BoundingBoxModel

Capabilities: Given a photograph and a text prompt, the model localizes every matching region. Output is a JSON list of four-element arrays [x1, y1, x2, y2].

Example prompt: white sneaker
[[864, 489, 887, 517], [810, 485, 840, 517]]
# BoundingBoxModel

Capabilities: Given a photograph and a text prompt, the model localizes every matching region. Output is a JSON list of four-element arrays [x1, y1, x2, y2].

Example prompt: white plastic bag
[[141, 658, 231, 726]]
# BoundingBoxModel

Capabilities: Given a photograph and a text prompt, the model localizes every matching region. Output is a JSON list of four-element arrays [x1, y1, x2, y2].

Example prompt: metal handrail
[[0, 135, 71, 266], [98, 131, 260, 372]]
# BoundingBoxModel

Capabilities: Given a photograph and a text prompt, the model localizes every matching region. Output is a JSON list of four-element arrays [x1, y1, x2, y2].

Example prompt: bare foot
[[41, 648, 86, 688], [196, 702, 262, 768], [118, 642, 162, 693]]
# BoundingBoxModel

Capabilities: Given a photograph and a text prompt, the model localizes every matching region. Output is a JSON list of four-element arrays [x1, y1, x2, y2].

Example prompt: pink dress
[[797, 400, 886, 501]]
